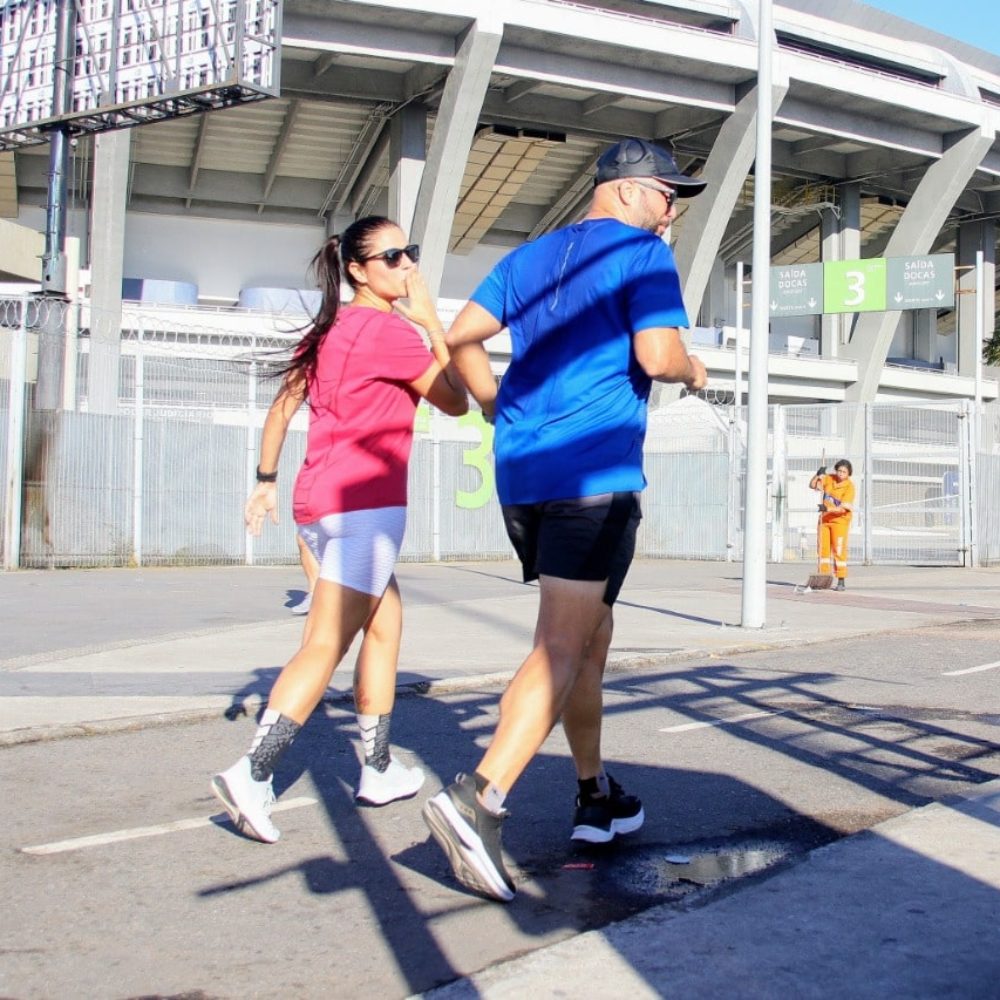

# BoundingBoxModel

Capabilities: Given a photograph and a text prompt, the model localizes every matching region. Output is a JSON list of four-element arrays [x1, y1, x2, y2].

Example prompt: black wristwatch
[[256, 466, 278, 483]]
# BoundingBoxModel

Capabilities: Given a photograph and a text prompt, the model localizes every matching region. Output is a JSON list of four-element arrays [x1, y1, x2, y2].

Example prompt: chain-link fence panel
[[20, 410, 133, 568], [2, 297, 994, 570], [641, 451, 731, 559], [780, 403, 866, 568], [868, 401, 964, 564], [977, 401, 1000, 567], [401, 415, 510, 562]]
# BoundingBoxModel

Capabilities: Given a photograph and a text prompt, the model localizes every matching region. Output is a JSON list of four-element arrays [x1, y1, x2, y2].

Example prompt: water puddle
[[591, 837, 791, 902], [543, 832, 828, 924]]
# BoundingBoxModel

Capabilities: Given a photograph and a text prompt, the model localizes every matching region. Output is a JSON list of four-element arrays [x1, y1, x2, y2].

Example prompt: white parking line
[[20, 796, 318, 856], [942, 660, 1000, 677], [659, 709, 790, 733]]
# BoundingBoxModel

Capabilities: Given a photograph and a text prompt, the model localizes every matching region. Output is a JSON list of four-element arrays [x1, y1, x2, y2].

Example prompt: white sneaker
[[356, 757, 426, 806], [211, 756, 280, 843], [290, 592, 312, 615]]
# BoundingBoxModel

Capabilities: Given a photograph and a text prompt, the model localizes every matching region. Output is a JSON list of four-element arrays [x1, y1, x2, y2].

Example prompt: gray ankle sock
[[358, 713, 391, 773], [248, 708, 301, 781], [473, 771, 506, 814]]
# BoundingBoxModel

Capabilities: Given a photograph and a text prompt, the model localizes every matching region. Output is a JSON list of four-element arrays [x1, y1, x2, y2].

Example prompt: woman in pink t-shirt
[[212, 216, 467, 843]]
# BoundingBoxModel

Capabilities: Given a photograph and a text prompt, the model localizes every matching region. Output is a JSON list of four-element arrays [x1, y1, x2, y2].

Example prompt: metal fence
[[3, 295, 999, 570]]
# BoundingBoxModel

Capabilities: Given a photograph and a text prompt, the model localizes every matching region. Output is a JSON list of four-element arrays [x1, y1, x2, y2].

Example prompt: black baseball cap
[[595, 138, 706, 197]]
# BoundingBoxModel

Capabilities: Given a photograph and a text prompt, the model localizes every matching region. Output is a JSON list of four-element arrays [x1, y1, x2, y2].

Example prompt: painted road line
[[20, 796, 318, 856], [660, 709, 790, 733], [942, 660, 1000, 677]]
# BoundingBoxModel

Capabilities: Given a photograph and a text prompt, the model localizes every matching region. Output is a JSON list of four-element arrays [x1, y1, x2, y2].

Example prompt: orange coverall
[[817, 474, 855, 580]]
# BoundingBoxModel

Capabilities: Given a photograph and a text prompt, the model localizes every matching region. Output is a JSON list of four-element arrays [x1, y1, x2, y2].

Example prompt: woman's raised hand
[[395, 270, 439, 332]]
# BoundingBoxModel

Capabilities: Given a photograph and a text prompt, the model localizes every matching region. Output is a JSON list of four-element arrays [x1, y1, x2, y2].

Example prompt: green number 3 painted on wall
[[456, 411, 495, 509]]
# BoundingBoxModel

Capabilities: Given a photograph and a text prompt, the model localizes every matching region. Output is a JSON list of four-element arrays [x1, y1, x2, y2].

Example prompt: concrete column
[[409, 17, 503, 300], [839, 184, 861, 351], [843, 124, 993, 402], [819, 208, 840, 357], [325, 210, 353, 239], [818, 184, 861, 358], [88, 129, 131, 415], [840, 184, 861, 258], [676, 73, 789, 328], [912, 310, 933, 363], [389, 105, 427, 237], [957, 219, 996, 377], [703, 257, 728, 332]]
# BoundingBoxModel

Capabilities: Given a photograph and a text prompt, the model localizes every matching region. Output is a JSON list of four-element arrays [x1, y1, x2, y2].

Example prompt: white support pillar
[[245, 357, 258, 567], [957, 219, 996, 379], [88, 129, 132, 415], [389, 105, 427, 238], [61, 236, 80, 411], [409, 17, 503, 300], [843, 124, 993, 403], [3, 301, 28, 570], [131, 325, 144, 567]]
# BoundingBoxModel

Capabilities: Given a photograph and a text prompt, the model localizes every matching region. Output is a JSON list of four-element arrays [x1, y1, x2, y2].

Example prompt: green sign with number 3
[[823, 258, 887, 314], [455, 411, 495, 510]]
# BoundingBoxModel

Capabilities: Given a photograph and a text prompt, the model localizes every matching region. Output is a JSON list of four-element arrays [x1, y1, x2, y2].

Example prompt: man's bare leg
[[422, 574, 609, 901], [561, 606, 613, 781], [475, 575, 609, 794], [560, 604, 644, 843]]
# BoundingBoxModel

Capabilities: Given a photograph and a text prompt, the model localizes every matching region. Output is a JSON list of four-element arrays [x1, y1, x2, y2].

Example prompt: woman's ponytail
[[278, 216, 394, 389]]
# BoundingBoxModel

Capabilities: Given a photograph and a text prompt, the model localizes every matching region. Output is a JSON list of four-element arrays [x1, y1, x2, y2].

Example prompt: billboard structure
[[0, 0, 282, 151]]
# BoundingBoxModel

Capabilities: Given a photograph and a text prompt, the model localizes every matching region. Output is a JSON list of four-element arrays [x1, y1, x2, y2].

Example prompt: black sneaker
[[835, 579, 846, 591], [422, 773, 515, 902], [571, 774, 645, 844]]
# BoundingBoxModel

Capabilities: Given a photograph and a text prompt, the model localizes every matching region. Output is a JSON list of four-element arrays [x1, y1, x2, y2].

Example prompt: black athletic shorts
[[501, 491, 641, 607]]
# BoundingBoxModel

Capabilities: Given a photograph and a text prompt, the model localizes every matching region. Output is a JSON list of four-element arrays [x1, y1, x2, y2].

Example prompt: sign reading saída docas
[[768, 254, 956, 316], [885, 254, 955, 310], [768, 263, 824, 317]]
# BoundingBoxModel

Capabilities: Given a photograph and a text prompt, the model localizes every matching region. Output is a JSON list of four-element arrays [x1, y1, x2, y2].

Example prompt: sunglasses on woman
[[362, 244, 420, 268]]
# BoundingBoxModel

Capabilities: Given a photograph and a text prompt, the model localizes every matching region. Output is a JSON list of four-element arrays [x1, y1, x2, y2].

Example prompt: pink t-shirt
[[292, 306, 433, 523]]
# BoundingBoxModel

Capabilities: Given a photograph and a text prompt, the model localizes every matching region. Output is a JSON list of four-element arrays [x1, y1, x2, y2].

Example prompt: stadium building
[[1, 0, 998, 407]]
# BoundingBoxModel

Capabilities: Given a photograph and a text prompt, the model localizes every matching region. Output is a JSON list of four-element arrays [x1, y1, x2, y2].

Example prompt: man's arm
[[445, 301, 504, 420], [633, 326, 706, 391]]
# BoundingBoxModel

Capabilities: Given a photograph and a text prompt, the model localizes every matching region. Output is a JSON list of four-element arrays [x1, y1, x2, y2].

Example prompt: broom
[[804, 451, 834, 591]]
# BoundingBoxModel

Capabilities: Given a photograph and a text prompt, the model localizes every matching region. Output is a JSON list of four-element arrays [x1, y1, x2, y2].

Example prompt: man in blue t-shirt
[[422, 138, 708, 902]]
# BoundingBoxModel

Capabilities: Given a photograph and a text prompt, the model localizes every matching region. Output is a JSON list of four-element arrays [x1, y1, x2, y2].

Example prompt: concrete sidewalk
[[420, 778, 1000, 999], [2, 559, 999, 743], [3, 558, 1000, 997]]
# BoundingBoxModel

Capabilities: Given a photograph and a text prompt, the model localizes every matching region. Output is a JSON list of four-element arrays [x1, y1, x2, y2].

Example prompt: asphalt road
[[3, 619, 1000, 999]]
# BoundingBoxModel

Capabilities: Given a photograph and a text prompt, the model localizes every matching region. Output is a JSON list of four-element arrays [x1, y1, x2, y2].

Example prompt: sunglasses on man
[[361, 244, 420, 268], [632, 179, 677, 209]]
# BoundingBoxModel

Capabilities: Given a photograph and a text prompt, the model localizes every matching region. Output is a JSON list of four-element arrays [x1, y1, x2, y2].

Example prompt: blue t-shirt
[[471, 218, 689, 505]]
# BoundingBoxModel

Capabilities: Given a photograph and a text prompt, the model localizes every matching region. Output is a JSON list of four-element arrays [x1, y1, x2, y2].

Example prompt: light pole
[[34, 0, 77, 411], [740, 0, 774, 628]]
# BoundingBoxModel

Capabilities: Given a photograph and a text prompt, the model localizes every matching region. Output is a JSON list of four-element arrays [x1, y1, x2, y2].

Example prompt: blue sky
[[859, 1, 1000, 57]]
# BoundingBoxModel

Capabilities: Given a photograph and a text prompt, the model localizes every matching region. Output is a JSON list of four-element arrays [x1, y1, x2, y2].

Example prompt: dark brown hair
[[278, 215, 396, 389]]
